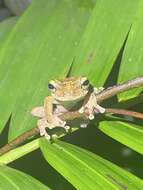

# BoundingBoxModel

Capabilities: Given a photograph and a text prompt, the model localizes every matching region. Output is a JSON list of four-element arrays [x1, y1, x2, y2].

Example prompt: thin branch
[[96, 76, 143, 103], [0, 128, 39, 156], [0, 76, 143, 156], [105, 108, 143, 120]]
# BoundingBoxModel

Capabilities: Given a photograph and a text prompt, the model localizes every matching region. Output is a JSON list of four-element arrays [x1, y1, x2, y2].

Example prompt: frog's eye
[[82, 79, 89, 87], [48, 83, 55, 90]]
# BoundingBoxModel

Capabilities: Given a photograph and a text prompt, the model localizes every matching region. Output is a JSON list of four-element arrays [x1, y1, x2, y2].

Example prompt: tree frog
[[31, 76, 105, 139]]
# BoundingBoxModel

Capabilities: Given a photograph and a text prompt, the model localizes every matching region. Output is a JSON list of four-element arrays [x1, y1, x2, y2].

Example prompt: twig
[[105, 108, 143, 120], [0, 76, 143, 156], [0, 128, 39, 156], [96, 76, 143, 103]]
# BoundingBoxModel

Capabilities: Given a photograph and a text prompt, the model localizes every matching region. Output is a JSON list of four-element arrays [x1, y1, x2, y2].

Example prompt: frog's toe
[[38, 124, 51, 140], [89, 114, 94, 120], [38, 124, 50, 137], [78, 107, 84, 114], [60, 120, 66, 127], [64, 125, 70, 132], [39, 126, 46, 136], [45, 133, 51, 140], [38, 119, 47, 135]]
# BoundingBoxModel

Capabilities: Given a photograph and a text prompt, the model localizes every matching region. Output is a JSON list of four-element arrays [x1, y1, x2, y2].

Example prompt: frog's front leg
[[41, 96, 69, 136], [44, 96, 65, 126], [79, 92, 105, 120]]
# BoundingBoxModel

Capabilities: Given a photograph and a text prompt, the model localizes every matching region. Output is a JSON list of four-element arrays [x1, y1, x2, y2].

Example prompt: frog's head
[[48, 76, 91, 103]]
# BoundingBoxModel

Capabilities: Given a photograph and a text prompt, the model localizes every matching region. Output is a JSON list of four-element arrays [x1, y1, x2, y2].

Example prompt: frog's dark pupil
[[48, 83, 55, 90], [82, 79, 89, 86]]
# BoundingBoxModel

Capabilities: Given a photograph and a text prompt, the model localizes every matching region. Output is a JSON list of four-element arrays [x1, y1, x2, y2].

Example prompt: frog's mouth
[[55, 96, 85, 109], [54, 94, 85, 102]]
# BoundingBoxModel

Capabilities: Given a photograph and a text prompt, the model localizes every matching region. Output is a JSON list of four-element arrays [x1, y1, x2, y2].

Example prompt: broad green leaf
[[71, 0, 138, 86], [0, 0, 93, 138], [118, 0, 143, 101], [99, 121, 143, 154], [40, 139, 143, 190], [0, 17, 17, 50], [0, 165, 51, 190]]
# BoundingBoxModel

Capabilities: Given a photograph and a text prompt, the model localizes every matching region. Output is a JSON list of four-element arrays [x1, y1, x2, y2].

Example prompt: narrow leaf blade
[[0, 165, 51, 190], [0, 0, 93, 139], [0, 17, 17, 51], [71, 0, 138, 86], [40, 139, 143, 190], [99, 121, 143, 154], [118, 1, 143, 101]]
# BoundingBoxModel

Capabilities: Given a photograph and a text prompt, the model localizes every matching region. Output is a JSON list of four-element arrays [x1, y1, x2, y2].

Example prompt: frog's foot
[[79, 107, 84, 114], [37, 117, 70, 139], [37, 118, 51, 140], [48, 115, 70, 133], [79, 105, 95, 120], [79, 93, 105, 120]]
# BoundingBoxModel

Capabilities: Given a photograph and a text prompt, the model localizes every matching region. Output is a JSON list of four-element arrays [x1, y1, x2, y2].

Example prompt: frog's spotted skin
[[31, 76, 105, 139]]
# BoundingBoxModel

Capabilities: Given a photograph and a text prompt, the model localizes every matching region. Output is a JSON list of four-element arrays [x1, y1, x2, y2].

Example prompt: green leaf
[[0, 0, 93, 139], [0, 17, 17, 50], [118, 0, 143, 101], [71, 0, 138, 86], [0, 139, 39, 165], [99, 121, 143, 154], [40, 139, 143, 190], [0, 165, 51, 190]]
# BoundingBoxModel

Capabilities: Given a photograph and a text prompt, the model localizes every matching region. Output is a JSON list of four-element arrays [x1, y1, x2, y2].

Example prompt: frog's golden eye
[[48, 83, 55, 90]]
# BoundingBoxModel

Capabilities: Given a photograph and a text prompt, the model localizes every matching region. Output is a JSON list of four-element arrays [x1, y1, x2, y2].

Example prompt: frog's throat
[[55, 96, 84, 109]]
